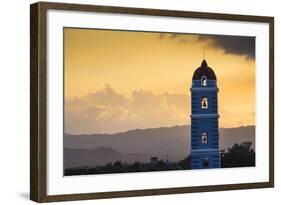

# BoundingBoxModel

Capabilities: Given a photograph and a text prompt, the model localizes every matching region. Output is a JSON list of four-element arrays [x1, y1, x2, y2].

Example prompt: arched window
[[203, 158, 209, 168], [202, 132, 208, 144], [201, 97, 208, 109], [201, 76, 207, 86]]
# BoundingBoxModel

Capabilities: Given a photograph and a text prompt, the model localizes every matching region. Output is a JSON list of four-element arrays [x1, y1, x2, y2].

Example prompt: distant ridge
[[64, 125, 255, 168], [64, 146, 155, 168]]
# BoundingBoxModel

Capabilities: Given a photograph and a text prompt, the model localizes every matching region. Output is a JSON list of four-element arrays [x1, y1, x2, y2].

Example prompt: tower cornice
[[190, 87, 218, 92], [190, 114, 220, 118]]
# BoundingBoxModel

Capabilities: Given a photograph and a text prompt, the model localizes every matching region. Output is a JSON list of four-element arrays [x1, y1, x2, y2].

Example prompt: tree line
[[65, 141, 255, 176]]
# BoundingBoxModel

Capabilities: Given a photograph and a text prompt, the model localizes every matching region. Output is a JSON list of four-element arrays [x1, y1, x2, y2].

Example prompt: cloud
[[198, 35, 255, 59], [158, 33, 255, 59], [65, 84, 254, 134], [65, 85, 189, 134]]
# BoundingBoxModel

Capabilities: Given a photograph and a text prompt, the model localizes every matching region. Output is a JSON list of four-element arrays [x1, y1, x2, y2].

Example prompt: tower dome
[[192, 59, 216, 80]]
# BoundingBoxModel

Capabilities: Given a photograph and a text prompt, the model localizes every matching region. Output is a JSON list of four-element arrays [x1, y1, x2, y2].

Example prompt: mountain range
[[64, 125, 255, 168]]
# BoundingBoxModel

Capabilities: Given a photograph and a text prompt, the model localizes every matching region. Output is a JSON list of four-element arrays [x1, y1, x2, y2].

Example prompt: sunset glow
[[64, 28, 255, 134]]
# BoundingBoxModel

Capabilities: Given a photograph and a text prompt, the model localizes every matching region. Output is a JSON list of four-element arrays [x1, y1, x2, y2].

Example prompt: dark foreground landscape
[[64, 125, 255, 176], [65, 141, 255, 175]]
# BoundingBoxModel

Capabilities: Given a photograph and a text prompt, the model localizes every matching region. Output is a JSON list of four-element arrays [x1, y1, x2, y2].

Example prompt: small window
[[202, 132, 208, 144], [203, 158, 209, 168], [201, 97, 208, 109], [201, 76, 207, 86]]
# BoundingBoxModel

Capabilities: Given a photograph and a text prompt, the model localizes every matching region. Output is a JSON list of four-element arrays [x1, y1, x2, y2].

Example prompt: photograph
[[30, 2, 274, 202], [63, 28, 256, 176]]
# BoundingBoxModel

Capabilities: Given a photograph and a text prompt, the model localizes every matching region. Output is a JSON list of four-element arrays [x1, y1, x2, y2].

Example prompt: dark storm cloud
[[158, 33, 185, 40], [198, 35, 255, 59], [158, 33, 255, 59]]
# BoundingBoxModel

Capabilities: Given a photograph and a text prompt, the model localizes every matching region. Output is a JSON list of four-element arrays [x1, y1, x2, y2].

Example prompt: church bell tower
[[190, 59, 220, 169]]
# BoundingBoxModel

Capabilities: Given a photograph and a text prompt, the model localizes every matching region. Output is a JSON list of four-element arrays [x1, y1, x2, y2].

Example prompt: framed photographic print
[[30, 1, 274, 202]]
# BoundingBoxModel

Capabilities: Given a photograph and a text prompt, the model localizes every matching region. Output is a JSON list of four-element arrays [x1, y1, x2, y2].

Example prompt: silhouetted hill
[[219, 126, 255, 151], [64, 147, 156, 168], [64, 125, 255, 168], [65, 125, 189, 156]]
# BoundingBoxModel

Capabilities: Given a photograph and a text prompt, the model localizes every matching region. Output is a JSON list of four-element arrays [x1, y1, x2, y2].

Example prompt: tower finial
[[201, 59, 207, 67]]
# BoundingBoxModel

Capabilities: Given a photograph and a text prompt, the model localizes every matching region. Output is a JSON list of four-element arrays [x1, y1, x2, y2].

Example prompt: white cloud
[[65, 85, 189, 134]]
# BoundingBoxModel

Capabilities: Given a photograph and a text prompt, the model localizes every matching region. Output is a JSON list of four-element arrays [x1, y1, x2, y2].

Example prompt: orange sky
[[64, 28, 255, 134]]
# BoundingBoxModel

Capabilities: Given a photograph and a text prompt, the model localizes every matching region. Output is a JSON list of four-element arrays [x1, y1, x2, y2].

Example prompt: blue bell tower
[[190, 59, 220, 169]]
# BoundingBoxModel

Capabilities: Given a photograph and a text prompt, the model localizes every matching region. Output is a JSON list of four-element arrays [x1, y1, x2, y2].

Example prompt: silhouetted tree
[[221, 141, 255, 168], [177, 155, 191, 169], [65, 142, 256, 176], [113, 160, 122, 167]]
